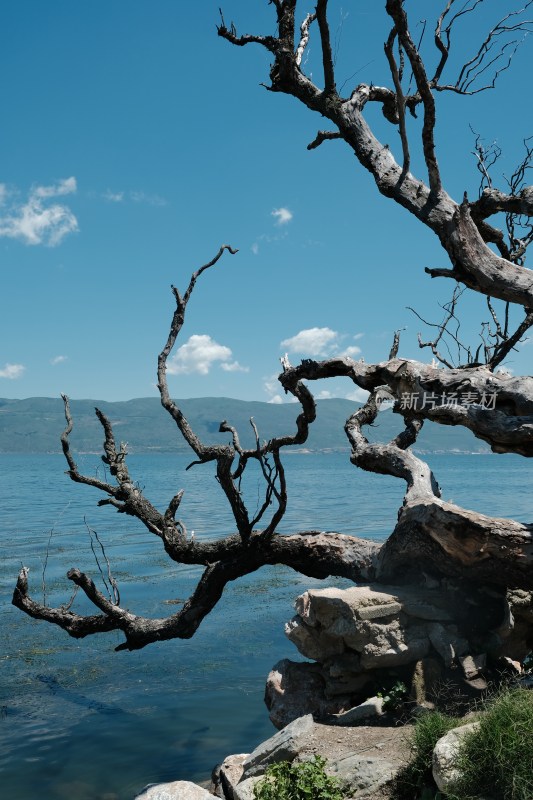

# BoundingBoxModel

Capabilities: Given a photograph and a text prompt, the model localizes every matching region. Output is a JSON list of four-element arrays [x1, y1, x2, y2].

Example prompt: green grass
[[450, 687, 533, 800], [395, 686, 533, 799], [394, 710, 462, 798]]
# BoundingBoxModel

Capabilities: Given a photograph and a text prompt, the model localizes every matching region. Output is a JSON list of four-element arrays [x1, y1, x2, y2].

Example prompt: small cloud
[[221, 360, 249, 373], [0, 184, 7, 206], [130, 190, 166, 207], [338, 345, 361, 358], [167, 334, 245, 375], [271, 207, 293, 226], [353, 333, 364, 341], [251, 242, 259, 255], [345, 387, 370, 403], [34, 177, 77, 199], [264, 373, 285, 404], [0, 177, 78, 246], [0, 362, 25, 379], [103, 190, 124, 203], [50, 355, 68, 365], [316, 390, 334, 400], [281, 327, 339, 357]]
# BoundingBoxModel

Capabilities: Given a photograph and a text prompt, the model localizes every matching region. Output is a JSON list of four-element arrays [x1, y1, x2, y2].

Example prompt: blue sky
[[1, 0, 531, 402]]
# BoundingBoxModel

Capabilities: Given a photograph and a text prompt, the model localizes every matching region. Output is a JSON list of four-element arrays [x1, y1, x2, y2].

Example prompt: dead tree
[[12, 2, 533, 690]]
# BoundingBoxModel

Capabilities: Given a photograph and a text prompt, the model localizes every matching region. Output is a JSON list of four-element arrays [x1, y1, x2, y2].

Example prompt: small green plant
[[252, 755, 343, 800], [377, 679, 408, 712], [451, 687, 533, 800]]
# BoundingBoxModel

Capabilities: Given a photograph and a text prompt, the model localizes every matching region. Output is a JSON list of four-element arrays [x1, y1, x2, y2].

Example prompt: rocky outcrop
[[264, 582, 527, 727]]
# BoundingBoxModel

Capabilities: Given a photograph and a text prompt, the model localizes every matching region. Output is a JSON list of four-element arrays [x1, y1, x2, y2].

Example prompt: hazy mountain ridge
[[0, 397, 490, 455]]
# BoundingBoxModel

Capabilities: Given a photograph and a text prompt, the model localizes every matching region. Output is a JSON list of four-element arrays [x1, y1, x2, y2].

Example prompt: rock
[[327, 753, 398, 797], [265, 659, 350, 729], [359, 627, 430, 669], [330, 696, 384, 726], [432, 722, 480, 793], [356, 601, 403, 620], [211, 754, 248, 799], [324, 653, 361, 677], [398, 593, 453, 622], [135, 781, 215, 799], [408, 657, 442, 706], [232, 776, 263, 800], [500, 656, 522, 674], [427, 622, 468, 667], [274, 583, 514, 724], [241, 714, 314, 779], [323, 671, 372, 699], [285, 616, 344, 660], [459, 654, 483, 680]]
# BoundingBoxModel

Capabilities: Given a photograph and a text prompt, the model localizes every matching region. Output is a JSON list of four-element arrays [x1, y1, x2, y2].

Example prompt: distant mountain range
[[0, 396, 490, 454]]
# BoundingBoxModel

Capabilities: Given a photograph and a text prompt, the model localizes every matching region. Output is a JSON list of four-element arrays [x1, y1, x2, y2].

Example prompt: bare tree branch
[[386, 0, 441, 192], [307, 130, 342, 150], [279, 354, 533, 456], [316, 0, 336, 95], [384, 27, 410, 178]]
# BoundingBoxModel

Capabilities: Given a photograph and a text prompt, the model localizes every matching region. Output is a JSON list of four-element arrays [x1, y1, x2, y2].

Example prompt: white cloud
[[0, 184, 7, 206], [264, 373, 284, 404], [130, 190, 166, 207], [281, 327, 339, 357], [0, 177, 78, 246], [103, 190, 124, 203], [167, 334, 245, 375], [251, 242, 259, 255], [0, 362, 25, 379], [338, 345, 361, 358], [345, 387, 370, 403], [220, 360, 249, 373], [50, 355, 68, 365], [33, 177, 76, 199], [316, 390, 334, 400], [271, 207, 293, 225]]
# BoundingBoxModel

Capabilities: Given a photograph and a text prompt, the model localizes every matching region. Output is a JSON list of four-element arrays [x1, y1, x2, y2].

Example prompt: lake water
[[1, 451, 532, 799]]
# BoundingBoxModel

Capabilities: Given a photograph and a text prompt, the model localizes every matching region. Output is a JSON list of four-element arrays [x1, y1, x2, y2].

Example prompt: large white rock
[[432, 722, 479, 793], [135, 780, 215, 799]]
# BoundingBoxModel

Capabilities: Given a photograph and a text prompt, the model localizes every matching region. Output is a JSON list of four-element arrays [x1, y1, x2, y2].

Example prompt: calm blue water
[[1, 451, 532, 799]]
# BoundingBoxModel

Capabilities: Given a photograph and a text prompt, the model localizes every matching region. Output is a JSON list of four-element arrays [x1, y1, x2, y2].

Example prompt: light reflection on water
[[1, 452, 532, 798]]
